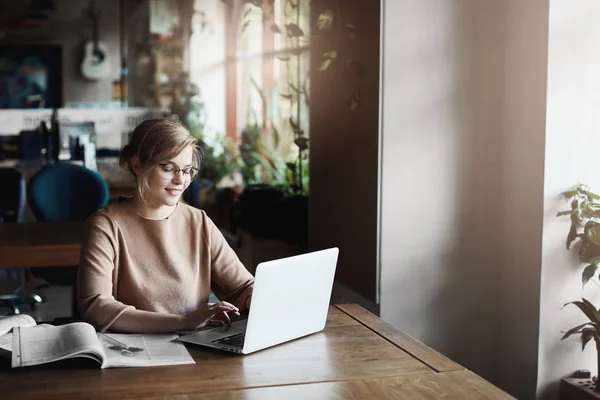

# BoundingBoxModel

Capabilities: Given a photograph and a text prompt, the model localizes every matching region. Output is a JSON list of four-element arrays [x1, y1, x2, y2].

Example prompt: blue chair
[[0, 168, 43, 315], [27, 163, 110, 317], [28, 163, 110, 223]]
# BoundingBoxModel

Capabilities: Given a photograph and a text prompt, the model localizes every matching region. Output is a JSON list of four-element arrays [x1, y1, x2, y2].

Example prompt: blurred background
[[0, 0, 324, 320], [2, 1, 593, 398]]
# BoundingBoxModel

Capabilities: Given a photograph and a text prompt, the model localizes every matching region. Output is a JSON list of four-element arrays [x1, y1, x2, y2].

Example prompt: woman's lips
[[166, 189, 182, 196]]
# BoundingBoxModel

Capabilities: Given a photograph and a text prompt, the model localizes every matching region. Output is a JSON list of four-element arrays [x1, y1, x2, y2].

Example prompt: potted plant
[[559, 184, 600, 391]]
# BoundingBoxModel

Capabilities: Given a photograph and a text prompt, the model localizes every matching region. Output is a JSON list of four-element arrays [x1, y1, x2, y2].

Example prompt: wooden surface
[[0, 222, 84, 268], [0, 305, 514, 400], [336, 304, 464, 373], [140, 370, 510, 400], [561, 378, 600, 399]]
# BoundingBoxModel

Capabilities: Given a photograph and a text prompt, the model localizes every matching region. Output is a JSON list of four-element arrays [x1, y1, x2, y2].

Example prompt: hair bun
[[118, 143, 133, 169]]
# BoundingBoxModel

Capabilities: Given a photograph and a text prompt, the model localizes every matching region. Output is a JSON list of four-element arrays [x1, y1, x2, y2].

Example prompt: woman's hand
[[182, 301, 240, 330]]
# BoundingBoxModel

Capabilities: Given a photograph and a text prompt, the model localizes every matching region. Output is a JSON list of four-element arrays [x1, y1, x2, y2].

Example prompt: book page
[[12, 322, 104, 368], [0, 314, 36, 336], [99, 333, 194, 368], [0, 324, 53, 354]]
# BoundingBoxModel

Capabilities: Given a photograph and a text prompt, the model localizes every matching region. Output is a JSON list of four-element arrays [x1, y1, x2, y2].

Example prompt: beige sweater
[[77, 199, 254, 332]]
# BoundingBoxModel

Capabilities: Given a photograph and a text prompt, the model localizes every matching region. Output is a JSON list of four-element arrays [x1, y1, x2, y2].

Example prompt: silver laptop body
[[177, 248, 339, 355]]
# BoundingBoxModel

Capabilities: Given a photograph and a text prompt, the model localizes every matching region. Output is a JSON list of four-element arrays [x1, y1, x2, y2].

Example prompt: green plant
[[170, 75, 207, 138], [199, 134, 241, 187], [561, 298, 600, 355], [233, 0, 310, 195], [239, 123, 287, 187], [558, 185, 600, 286], [559, 184, 600, 391], [311, 2, 364, 112]]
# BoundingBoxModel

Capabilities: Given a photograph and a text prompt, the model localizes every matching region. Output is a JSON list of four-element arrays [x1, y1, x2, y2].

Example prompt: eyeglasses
[[155, 161, 199, 181]]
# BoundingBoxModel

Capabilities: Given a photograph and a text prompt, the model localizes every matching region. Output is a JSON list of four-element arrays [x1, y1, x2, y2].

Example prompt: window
[[233, 0, 310, 162]]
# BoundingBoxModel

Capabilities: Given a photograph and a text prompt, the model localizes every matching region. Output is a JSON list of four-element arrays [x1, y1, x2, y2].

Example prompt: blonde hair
[[119, 118, 202, 202]]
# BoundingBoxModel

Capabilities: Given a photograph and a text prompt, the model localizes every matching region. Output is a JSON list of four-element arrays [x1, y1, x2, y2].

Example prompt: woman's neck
[[130, 194, 177, 220]]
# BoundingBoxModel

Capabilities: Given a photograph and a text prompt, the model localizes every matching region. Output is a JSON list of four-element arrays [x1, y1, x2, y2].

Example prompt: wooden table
[[0, 222, 84, 269], [0, 304, 514, 399]]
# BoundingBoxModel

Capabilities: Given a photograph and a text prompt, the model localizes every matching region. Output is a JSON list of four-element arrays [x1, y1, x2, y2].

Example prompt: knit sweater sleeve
[[77, 211, 135, 332], [205, 212, 254, 310]]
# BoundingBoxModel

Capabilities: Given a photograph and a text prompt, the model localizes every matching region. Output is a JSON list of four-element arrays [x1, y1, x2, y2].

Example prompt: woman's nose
[[172, 170, 184, 183]]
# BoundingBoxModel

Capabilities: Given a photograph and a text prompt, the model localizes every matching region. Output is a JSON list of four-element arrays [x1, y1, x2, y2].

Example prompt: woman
[[77, 119, 253, 333]]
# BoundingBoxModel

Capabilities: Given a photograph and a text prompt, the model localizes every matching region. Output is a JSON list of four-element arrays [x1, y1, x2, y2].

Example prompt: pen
[[98, 332, 131, 350]]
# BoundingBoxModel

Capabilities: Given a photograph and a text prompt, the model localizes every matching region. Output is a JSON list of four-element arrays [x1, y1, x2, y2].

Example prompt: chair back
[[0, 168, 26, 223], [28, 163, 109, 222]]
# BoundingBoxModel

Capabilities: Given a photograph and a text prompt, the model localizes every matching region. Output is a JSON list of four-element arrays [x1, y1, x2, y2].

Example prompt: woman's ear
[[130, 156, 143, 175]]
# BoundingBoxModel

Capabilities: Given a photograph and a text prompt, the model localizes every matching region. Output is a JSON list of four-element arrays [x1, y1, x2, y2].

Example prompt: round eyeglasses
[[156, 161, 199, 181]]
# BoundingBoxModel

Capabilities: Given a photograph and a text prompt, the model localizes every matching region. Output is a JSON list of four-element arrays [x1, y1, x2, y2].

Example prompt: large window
[[233, 0, 310, 162], [187, 0, 309, 191]]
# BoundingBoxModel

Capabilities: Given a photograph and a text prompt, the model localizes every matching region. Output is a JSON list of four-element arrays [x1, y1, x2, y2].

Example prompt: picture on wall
[[0, 45, 62, 109]]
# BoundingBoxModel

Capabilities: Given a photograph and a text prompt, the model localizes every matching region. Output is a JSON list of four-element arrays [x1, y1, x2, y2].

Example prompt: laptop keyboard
[[211, 332, 246, 348]]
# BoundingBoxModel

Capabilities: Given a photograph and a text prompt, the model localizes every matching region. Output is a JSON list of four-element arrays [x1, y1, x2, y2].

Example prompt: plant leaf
[[276, 55, 290, 61], [294, 136, 309, 151], [581, 298, 597, 311], [582, 328, 597, 350], [561, 322, 595, 340], [582, 264, 598, 287], [318, 58, 332, 71], [565, 300, 600, 324], [587, 226, 600, 247], [589, 256, 600, 265], [242, 20, 251, 33], [348, 89, 360, 111], [561, 190, 578, 199], [346, 22, 357, 39], [589, 192, 600, 201], [285, 23, 304, 37], [270, 120, 280, 149], [270, 23, 281, 33], [317, 10, 334, 31]]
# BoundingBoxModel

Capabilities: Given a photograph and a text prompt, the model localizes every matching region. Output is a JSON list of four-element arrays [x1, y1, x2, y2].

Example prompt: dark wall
[[309, 0, 381, 302], [0, 0, 122, 105]]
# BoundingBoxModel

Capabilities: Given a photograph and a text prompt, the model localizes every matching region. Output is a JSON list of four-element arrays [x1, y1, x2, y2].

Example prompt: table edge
[[334, 303, 465, 373]]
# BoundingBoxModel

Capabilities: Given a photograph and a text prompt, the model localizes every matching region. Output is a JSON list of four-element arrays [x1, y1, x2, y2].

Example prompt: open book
[[0, 314, 41, 356], [2, 316, 194, 369]]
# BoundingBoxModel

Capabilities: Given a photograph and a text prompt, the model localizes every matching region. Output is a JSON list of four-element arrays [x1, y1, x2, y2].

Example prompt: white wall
[[538, 1, 600, 398], [380, 0, 507, 384], [380, 1, 558, 399]]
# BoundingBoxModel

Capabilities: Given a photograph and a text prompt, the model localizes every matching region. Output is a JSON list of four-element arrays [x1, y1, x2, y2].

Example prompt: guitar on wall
[[80, 2, 111, 80]]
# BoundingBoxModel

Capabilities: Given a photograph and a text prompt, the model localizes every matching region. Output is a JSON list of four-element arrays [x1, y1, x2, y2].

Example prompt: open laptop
[[177, 247, 339, 355]]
